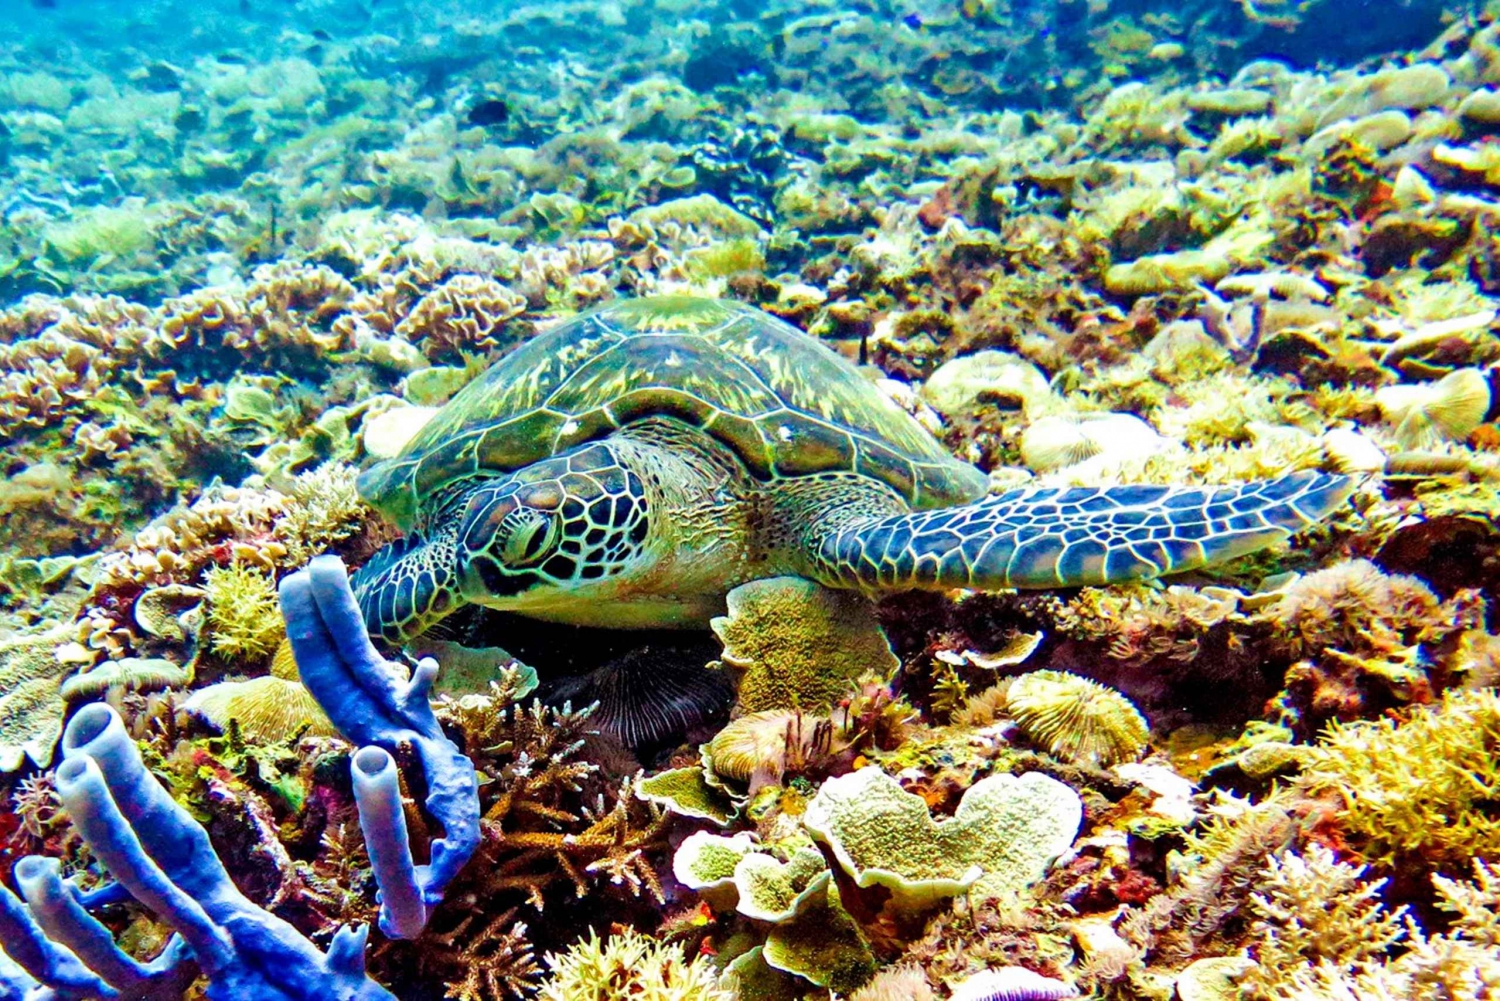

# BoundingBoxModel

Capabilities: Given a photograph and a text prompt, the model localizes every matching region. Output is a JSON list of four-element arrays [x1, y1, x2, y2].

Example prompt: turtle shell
[[359, 296, 988, 529]]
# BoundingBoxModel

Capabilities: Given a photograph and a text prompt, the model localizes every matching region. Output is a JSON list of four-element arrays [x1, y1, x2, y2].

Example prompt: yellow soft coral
[[203, 563, 285, 662], [1300, 689, 1500, 871], [538, 928, 729, 1001]]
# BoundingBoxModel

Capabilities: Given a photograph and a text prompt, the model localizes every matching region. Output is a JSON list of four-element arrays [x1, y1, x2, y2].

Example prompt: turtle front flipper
[[350, 521, 466, 646], [810, 471, 1355, 592]]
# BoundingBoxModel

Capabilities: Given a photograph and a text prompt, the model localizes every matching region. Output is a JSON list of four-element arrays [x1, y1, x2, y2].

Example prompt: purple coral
[[949, 967, 1079, 1001]]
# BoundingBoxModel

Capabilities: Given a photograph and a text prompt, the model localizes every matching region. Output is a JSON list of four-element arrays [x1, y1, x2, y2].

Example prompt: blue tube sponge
[[13, 855, 194, 1000], [279, 554, 480, 938], [46, 702, 396, 1001], [350, 746, 428, 939], [0, 873, 114, 1000]]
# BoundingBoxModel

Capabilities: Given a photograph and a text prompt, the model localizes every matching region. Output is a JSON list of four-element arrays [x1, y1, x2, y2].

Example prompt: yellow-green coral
[[711, 577, 897, 714], [733, 848, 830, 923], [203, 562, 286, 662], [0, 623, 76, 771], [635, 766, 739, 826], [760, 885, 876, 995], [538, 928, 730, 1001], [1300, 689, 1500, 871], [803, 766, 1082, 907], [1006, 669, 1149, 768]]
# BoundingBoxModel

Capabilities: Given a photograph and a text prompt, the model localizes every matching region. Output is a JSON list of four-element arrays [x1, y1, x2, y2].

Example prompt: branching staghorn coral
[[1239, 844, 1404, 999], [1242, 848, 1500, 1000], [431, 669, 673, 912]]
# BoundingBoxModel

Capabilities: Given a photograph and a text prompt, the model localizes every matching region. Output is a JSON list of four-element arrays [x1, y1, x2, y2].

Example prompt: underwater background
[[2, 0, 1500, 998]]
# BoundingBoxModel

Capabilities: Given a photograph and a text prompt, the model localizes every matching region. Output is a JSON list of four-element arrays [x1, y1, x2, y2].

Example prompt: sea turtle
[[352, 296, 1352, 645]]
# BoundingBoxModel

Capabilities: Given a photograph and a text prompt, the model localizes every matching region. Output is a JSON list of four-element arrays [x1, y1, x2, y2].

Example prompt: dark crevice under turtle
[[352, 295, 1354, 647]]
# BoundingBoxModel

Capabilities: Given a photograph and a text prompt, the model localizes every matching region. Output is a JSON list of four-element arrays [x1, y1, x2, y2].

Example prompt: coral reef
[[3, 1, 1500, 997]]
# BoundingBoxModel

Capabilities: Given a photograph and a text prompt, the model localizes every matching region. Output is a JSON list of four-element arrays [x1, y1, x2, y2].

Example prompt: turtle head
[[455, 443, 653, 605]]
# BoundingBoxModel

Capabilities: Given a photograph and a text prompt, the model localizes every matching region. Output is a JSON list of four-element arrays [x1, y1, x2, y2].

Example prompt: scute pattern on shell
[[357, 297, 987, 529]]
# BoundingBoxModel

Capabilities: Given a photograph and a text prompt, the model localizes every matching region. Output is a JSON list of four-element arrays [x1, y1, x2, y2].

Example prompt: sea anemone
[[1005, 669, 1149, 769], [849, 964, 935, 1001]]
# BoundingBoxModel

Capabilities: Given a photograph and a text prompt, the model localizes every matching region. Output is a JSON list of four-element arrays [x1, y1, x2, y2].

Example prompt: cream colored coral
[[1374, 368, 1491, 449], [1006, 669, 1149, 768], [538, 928, 729, 1001], [1020, 412, 1169, 474]]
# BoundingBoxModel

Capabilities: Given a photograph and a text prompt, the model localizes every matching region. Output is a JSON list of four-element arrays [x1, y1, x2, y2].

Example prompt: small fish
[[467, 99, 509, 127]]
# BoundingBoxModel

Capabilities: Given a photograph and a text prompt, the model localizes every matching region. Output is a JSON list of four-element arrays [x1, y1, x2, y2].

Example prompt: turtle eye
[[497, 508, 559, 568]]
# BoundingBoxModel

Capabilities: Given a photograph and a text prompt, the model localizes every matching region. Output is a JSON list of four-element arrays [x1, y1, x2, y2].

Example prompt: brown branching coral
[[1242, 849, 1500, 1000], [434, 678, 671, 909], [1239, 844, 1405, 1000], [430, 908, 542, 1001]]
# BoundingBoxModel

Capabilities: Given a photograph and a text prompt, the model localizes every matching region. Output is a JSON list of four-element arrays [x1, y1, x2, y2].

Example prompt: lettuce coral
[[803, 766, 1082, 909]]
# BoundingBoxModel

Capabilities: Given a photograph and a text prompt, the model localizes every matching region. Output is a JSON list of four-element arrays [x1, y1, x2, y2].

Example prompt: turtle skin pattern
[[813, 470, 1353, 591]]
